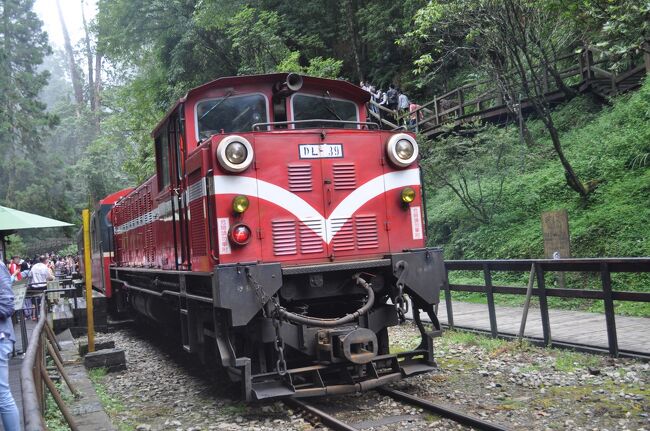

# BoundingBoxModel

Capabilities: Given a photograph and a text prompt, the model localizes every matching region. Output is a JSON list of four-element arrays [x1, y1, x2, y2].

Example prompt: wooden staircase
[[369, 45, 649, 138]]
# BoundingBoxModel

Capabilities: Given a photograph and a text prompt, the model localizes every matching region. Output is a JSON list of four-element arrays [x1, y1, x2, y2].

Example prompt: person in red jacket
[[6, 257, 20, 282]]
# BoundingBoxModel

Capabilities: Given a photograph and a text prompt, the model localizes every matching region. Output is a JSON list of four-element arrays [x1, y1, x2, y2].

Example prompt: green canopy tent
[[0, 206, 74, 262]]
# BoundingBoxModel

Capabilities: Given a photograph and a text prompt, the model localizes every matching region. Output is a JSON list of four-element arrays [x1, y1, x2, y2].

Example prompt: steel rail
[[283, 398, 359, 431], [378, 387, 512, 431]]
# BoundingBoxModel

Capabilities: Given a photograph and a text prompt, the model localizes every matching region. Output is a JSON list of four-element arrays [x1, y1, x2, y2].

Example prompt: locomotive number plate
[[299, 144, 343, 159]]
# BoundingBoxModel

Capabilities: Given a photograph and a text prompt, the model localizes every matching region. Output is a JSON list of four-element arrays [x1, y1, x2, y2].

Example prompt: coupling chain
[[245, 267, 269, 310], [394, 261, 410, 324], [272, 312, 288, 376]]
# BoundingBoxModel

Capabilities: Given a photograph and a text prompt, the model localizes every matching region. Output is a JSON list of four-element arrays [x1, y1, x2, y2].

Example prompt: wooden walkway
[[369, 45, 649, 137], [418, 301, 650, 356]]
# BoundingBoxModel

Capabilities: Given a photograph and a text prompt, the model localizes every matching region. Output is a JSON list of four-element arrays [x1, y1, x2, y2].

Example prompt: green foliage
[[4, 234, 26, 258], [422, 125, 519, 224], [57, 244, 78, 257], [426, 78, 650, 314], [226, 7, 291, 74], [276, 52, 343, 78], [0, 0, 59, 211], [44, 377, 74, 431], [548, 0, 650, 57], [553, 350, 600, 372]]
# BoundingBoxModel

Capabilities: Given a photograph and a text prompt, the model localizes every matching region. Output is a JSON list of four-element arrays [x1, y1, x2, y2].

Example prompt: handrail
[[20, 292, 80, 431], [405, 43, 648, 136], [21, 293, 47, 431], [252, 119, 379, 131]]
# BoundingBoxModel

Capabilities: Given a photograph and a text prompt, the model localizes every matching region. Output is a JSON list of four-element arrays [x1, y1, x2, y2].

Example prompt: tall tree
[[407, 0, 595, 198], [0, 0, 55, 204], [56, 0, 84, 110], [81, 0, 95, 111]]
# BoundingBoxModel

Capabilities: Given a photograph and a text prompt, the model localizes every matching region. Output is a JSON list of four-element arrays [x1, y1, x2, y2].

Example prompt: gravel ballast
[[84, 322, 649, 430]]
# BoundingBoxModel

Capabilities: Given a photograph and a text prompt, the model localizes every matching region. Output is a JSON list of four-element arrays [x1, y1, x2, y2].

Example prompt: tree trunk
[[542, 115, 590, 197], [56, 0, 84, 111], [94, 52, 102, 117], [342, 0, 364, 82], [81, 0, 94, 111], [2, 0, 16, 203]]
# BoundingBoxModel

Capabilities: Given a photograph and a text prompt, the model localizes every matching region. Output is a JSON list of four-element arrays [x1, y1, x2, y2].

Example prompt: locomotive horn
[[273, 73, 303, 98], [286, 73, 303, 91]]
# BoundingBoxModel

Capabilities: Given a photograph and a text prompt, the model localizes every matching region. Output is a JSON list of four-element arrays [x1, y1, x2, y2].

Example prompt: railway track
[[284, 387, 512, 431]]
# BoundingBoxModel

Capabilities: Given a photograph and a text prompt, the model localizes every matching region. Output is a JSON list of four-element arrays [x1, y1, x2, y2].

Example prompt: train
[[82, 73, 446, 400]]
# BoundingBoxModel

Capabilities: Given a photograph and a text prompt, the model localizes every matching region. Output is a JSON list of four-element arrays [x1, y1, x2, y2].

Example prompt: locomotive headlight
[[386, 133, 418, 167], [396, 140, 415, 159], [232, 195, 249, 213], [225, 142, 247, 164], [216, 135, 254, 173], [401, 187, 416, 204]]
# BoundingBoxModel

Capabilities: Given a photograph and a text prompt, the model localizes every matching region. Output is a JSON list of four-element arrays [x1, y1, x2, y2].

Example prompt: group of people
[[360, 81, 423, 128], [0, 252, 79, 430], [6, 253, 79, 320], [6, 253, 78, 284]]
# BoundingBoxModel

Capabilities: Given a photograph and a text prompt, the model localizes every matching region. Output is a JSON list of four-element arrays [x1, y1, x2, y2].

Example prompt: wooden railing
[[368, 45, 649, 136], [20, 292, 80, 431], [442, 258, 650, 359]]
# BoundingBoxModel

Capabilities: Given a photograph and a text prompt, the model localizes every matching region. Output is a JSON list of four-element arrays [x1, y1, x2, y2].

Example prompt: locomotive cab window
[[196, 93, 268, 139], [155, 135, 170, 190], [291, 93, 358, 129]]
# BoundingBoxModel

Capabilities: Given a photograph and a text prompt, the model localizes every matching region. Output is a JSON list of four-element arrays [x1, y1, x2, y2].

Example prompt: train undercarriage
[[110, 248, 445, 400]]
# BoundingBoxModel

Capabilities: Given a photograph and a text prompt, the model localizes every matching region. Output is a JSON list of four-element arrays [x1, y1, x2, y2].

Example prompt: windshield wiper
[[322, 91, 342, 120], [199, 91, 234, 121]]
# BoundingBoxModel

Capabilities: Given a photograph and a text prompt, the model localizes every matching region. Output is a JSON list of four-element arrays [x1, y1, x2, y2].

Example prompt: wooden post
[[443, 267, 454, 329], [585, 48, 595, 80], [610, 74, 618, 96], [82, 209, 95, 353], [433, 96, 439, 125], [457, 88, 465, 117], [542, 210, 571, 289], [600, 263, 619, 357], [518, 264, 536, 340], [535, 264, 551, 346], [483, 264, 498, 338]]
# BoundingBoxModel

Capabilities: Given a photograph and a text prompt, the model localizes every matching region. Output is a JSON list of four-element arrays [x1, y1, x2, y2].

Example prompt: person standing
[[0, 261, 20, 431], [29, 256, 53, 289], [398, 90, 410, 125], [28, 256, 53, 321], [386, 84, 399, 111], [7, 258, 20, 283]]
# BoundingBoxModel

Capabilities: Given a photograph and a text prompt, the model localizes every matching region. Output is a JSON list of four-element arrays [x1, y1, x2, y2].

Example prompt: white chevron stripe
[[114, 169, 421, 242], [214, 168, 420, 243]]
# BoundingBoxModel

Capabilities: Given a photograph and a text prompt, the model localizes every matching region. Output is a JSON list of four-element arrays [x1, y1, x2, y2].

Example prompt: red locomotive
[[88, 73, 446, 400]]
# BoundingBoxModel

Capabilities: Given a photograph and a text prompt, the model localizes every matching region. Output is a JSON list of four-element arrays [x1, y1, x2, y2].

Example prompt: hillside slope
[[423, 77, 650, 314]]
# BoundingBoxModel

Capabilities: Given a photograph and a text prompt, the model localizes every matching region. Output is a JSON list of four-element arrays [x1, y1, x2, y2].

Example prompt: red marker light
[[230, 224, 252, 245]]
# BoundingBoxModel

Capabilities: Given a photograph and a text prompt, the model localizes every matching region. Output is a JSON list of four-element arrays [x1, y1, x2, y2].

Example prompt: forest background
[[1, 0, 648, 313]]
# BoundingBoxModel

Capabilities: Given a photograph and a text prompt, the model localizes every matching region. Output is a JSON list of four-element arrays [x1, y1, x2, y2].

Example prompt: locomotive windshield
[[196, 93, 268, 139], [291, 94, 358, 129]]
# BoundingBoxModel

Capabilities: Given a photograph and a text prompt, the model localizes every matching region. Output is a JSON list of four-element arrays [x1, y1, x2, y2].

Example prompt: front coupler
[[391, 247, 446, 365]]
